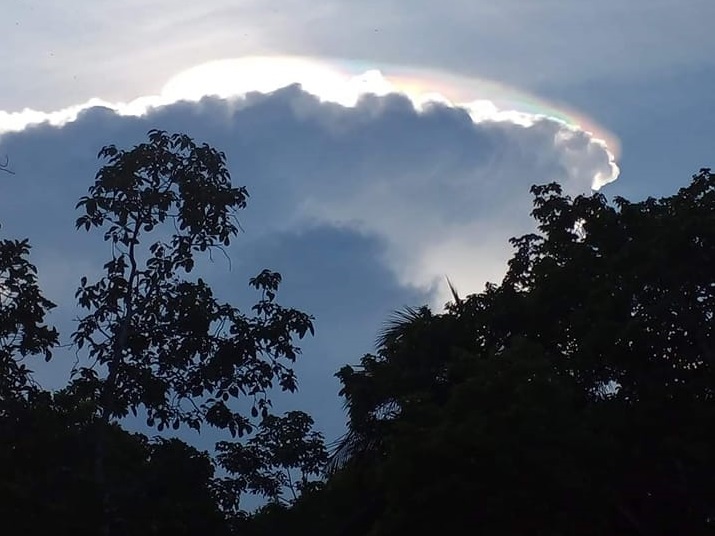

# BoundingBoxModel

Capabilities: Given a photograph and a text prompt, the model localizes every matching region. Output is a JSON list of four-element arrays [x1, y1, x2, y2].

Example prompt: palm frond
[[445, 276, 462, 308], [375, 305, 430, 350]]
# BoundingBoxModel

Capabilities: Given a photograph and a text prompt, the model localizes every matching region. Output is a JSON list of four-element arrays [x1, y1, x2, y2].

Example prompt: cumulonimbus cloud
[[0, 59, 619, 307]]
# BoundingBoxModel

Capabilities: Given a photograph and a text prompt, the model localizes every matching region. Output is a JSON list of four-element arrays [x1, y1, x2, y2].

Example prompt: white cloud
[[0, 66, 619, 307]]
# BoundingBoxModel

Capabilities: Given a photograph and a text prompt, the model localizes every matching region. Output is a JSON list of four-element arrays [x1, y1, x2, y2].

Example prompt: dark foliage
[[0, 390, 226, 535], [247, 168, 715, 536], [0, 229, 58, 403]]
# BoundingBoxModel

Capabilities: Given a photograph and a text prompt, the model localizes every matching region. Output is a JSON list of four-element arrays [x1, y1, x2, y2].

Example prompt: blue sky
[[1, 1, 714, 445]]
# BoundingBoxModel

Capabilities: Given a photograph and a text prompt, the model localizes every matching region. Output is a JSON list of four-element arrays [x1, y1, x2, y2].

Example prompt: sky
[[1, 0, 714, 447]]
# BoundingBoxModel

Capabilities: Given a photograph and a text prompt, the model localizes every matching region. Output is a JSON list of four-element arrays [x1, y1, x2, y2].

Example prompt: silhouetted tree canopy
[[0, 231, 58, 402], [246, 168, 715, 536]]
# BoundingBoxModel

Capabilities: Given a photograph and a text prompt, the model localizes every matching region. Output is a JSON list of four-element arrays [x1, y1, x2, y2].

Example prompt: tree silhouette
[[70, 130, 314, 533], [0, 389, 228, 535], [0, 229, 58, 404], [248, 168, 715, 535], [215, 410, 328, 515]]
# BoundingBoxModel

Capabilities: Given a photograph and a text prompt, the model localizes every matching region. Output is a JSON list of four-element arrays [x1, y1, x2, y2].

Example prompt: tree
[[70, 130, 314, 532], [492, 170, 715, 533], [253, 168, 715, 535], [0, 228, 58, 404], [0, 389, 227, 536], [330, 305, 470, 470], [503, 173, 715, 403], [1, 156, 57, 405], [215, 410, 328, 515]]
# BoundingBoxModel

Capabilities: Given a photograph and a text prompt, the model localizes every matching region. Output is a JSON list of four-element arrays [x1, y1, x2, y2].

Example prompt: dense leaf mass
[[0, 232, 58, 402]]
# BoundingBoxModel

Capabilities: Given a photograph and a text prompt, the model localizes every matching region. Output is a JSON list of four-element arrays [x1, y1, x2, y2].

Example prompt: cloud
[[1, 81, 617, 308], [0, 73, 622, 440], [3, 1, 714, 113]]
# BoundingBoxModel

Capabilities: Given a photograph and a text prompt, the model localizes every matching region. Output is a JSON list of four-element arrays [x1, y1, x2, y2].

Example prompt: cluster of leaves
[[246, 169, 715, 536], [215, 411, 328, 514], [0, 390, 228, 536], [0, 231, 58, 403]]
